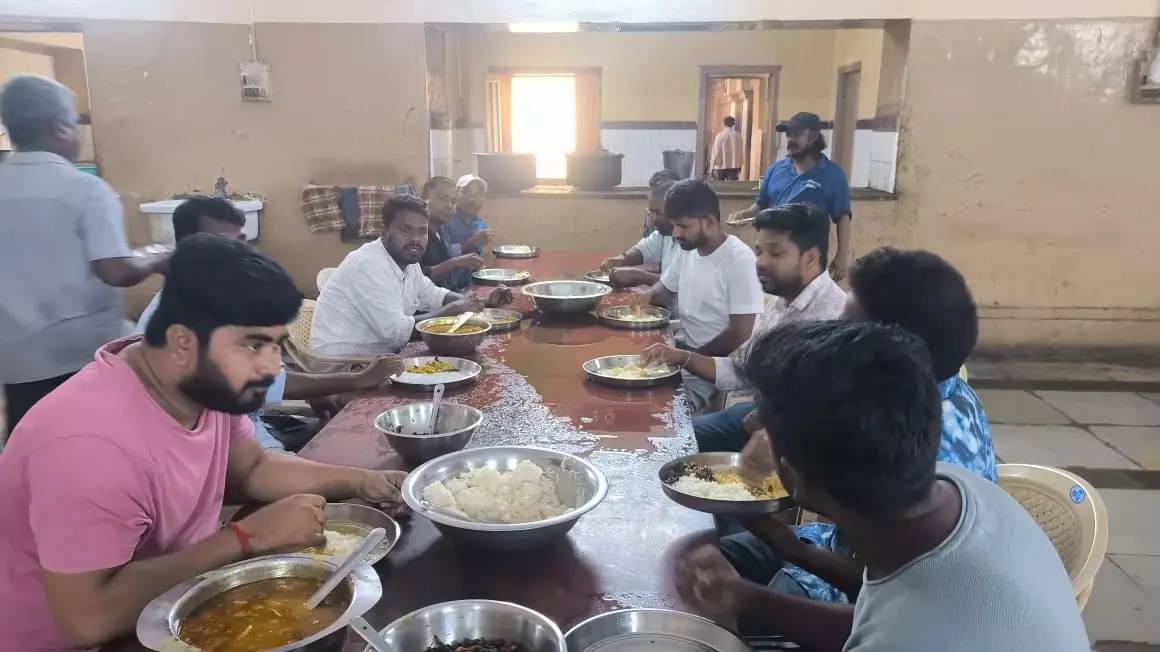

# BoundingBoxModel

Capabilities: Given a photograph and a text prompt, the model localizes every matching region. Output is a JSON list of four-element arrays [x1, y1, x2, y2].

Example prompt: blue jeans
[[692, 401, 753, 452]]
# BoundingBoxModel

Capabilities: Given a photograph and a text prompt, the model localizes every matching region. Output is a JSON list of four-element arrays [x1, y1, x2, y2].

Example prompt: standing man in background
[[441, 174, 493, 290], [728, 112, 853, 281], [711, 116, 745, 181], [0, 75, 168, 430]]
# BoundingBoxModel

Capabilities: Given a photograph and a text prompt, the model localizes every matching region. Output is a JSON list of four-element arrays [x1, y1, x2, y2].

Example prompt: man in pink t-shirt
[[0, 235, 408, 651]]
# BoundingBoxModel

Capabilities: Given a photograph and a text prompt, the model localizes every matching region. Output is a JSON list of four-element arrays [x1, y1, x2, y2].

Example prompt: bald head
[[0, 74, 80, 160]]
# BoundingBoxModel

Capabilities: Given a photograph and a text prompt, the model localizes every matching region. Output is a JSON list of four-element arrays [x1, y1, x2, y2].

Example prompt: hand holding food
[[465, 229, 494, 249], [739, 428, 775, 476], [601, 256, 626, 273], [640, 343, 684, 369], [358, 470, 410, 517], [358, 355, 406, 389], [455, 253, 487, 271], [486, 284, 514, 308], [675, 544, 743, 619], [236, 494, 327, 555], [629, 290, 652, 309]]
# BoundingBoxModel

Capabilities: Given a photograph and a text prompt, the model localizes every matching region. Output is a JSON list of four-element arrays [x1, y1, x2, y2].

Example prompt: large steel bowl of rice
[[400, 446, 609, 551]]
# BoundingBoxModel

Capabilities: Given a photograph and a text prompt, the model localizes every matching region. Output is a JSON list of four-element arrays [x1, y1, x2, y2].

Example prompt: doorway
[[832, 63, 861, 176], [696, 66, 779, 183]]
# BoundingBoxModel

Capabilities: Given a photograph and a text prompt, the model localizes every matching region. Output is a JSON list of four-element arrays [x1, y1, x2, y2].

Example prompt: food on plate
[[423, 460, 573, 524], [486, 315, 517, 324], [421, 322, 487, 335], [665, 462, 789, 501], [303, 527, 370, 559], [602, 363, 673, 379], [178, 578, 345, 652], [424, 637, 522, 652], [407, 359, 456, 374], [614, 311, 661, 322], [504, 245, 534, 254]]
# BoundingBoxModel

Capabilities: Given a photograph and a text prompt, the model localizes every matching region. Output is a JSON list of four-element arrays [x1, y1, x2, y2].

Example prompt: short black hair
[[648, 169, 682, 188], [421, 176, 454, 199], [849, 248, 979, 381], [172, 196, 246, 243], [753, 203, 832, 270], [0, 75, 76, 148], [745, 320, 942, 515], [723, 116, 736, 128], [663, 178, 720, 222], [810, 132, 827, 155], [382, 193, 430, 228], [144, 234, 303, 348]]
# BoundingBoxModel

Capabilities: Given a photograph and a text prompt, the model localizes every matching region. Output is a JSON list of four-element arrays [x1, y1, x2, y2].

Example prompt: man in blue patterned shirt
[[717, 247, 997, 626]]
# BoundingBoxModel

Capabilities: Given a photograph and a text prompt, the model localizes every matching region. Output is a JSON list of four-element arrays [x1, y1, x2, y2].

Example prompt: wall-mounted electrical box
[[240, 61, 272, 102]]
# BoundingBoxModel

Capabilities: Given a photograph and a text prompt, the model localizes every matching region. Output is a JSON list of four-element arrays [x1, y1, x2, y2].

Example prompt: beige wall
[[831, 29, 884, 120]]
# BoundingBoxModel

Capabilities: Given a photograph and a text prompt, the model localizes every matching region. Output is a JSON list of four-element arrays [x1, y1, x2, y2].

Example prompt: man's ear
[[166, 324, 200, 370]]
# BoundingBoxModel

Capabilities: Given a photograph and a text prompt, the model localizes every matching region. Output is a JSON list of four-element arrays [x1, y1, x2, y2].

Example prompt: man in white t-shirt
[[632, 178, 764, 413]]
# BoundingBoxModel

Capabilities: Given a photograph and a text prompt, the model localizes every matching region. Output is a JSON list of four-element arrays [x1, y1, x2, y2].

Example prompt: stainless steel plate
[[391, 356, 482, 390], [597, 305, 671, 330], [310, 503, 401, 566], [583, 355, 680, 389], [480, 307, 523, 332], [658, 452, 795, 516], [473, 268, 532, 286], [585, 270, 611, 284], [565, 609, 749, 652], [493, 244, 540, 259]]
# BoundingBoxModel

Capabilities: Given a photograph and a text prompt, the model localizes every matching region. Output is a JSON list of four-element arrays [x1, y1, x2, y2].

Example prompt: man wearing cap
[[442, 174, 494, 290], [728, 112, 853, 280]]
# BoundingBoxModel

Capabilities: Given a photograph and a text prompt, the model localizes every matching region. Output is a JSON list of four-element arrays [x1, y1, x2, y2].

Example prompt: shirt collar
[[8, 151, 72, 167], [778, 272, 838, 313], [938, 376, 960, 400], [375, 240, 408, 280]]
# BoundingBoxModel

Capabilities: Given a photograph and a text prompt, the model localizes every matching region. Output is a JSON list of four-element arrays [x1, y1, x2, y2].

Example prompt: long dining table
[[103, 251, 716, 652]]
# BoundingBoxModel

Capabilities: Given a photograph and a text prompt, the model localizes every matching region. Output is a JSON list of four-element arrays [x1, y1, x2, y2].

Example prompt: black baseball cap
[[776, 112, 823, 133]]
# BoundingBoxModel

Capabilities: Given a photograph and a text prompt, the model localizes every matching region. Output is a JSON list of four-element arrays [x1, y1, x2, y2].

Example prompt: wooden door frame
[[696, 65, 780, 181], [833, 62, 863, 175]]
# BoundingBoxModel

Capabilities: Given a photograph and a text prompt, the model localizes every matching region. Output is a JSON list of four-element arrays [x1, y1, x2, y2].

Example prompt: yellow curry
[[421, 323, 487, 335]]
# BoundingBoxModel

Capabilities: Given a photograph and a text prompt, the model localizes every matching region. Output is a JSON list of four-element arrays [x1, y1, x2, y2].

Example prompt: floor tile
[[1102, 490, 1160, 556], [1092, 428, 1160, 471], [1037, 392, 1160, 426], [993, 425, 1139, 469], [1084, 562, 1160, 644], [975, 389, 1071, 424], [1112, 555, 1160, 596]]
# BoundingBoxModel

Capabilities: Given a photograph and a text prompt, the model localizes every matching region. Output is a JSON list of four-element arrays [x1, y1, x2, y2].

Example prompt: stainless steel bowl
[[401, 446, 609, 551], [658, 452, 795, 516], [480, 307, 523, 332], [473, 268, 532, 286], [597, 305, 671, 330], [311, 503, 401, 565], [565, 608, 749, 652], [522, 281, 612, 315], [374, 401, 484, 467], [392, 356, 482, 391], [493, 244, 540, 259], [584, 355, 681, 389], [372, 600, 566, 652], [137, 555, 382, 651], [416, 316, 493, 356]]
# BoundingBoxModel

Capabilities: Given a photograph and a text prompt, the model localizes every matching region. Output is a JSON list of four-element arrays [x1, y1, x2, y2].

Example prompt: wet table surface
[[105, 252, 715, 652]]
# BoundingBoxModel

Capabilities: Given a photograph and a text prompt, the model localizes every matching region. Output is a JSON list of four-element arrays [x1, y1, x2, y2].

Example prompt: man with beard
[[640, 203, 845, 450], [599, 171, 681, 288], [134, 196, 405, 452], [312, 194, 512, 357], [727, 112, 853, 281], [419, 176, 485, 290], [0, 235, 409, 650], [632, 178, 764, 413]]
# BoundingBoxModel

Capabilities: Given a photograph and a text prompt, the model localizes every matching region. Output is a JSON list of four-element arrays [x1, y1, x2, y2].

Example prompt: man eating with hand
[[420, 176, 486, 291], [600, 170, 682, 289], [312, 194, 513, 357], [0, 235, 408, 651]]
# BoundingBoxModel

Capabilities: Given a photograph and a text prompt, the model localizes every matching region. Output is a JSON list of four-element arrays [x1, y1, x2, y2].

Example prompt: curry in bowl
[[177, 577, 349, 652], [418, 321, 489, 336]]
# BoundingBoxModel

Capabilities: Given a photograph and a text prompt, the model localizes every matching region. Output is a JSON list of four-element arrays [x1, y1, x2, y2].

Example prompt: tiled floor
[[981, 389, 1160, 649]]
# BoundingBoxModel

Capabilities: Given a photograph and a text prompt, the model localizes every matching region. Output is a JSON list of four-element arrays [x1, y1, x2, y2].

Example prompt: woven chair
[[283, 299, 377, 374], [316, 267, 337, 293], [997, 463, 1108, 611]]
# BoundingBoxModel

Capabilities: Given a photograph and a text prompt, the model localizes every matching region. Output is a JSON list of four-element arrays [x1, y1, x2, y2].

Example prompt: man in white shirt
[[600, 171, 682, 288], [711, 116, 745, 181], [641, 203, 846, 450], [311, 194, 512, 357], [633, 178, 764, 413]]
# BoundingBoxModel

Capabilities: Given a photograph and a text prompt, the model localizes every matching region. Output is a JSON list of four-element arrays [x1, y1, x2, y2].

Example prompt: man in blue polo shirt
[[729, 112, 853, 280]]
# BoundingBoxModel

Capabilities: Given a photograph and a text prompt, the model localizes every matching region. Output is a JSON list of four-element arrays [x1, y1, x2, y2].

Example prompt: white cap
[[456, 174, 488, 193]]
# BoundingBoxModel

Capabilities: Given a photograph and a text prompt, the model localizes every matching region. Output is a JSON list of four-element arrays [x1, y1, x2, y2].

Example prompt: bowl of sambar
[[137, 554, 382, 652], [416, 316, 493, 356]]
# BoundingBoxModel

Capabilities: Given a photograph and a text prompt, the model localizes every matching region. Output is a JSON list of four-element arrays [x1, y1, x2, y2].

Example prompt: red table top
[[104, 252, 715, 652]]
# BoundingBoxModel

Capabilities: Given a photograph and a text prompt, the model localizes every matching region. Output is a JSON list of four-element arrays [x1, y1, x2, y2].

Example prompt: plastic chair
[[283, 299, 377, 374], [316, 267, 337, 293], [997, 463, 1108, 611]]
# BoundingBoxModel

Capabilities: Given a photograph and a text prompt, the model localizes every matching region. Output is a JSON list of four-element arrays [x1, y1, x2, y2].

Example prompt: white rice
[[671, 476, 756, 501], [424, 460, 573, 524], [308, 529, 370, 560]]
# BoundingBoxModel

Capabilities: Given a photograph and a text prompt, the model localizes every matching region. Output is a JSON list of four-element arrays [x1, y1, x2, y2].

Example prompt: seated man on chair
[[676, 320, 1087, 652], [600, 170, 682, 288], [311, 194, 512, 357], [640, 202, 845, 451], [631, 178, 764, 413], [135, 196, 404, 452]]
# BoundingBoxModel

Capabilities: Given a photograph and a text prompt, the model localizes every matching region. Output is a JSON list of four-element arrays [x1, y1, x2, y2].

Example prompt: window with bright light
[[510, 75, 576, 180]]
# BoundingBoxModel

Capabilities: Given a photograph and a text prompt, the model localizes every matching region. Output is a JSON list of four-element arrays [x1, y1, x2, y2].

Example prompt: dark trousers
[[715, 168, 741, 181], [4, 372, 76, 432]]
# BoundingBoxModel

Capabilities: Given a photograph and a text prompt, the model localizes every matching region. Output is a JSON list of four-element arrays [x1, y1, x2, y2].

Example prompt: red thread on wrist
[[228, 522, 255, 558]]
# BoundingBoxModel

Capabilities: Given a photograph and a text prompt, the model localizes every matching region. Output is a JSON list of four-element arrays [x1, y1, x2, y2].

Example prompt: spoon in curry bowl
[[304, 527, 386, 610]]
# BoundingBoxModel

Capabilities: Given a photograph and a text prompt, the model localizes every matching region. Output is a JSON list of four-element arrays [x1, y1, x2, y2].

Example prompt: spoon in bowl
[[350, 616, 390, 652], [304, 527, 386, 610], [428, 384, 445, 434], [446, 311, 476, 334]]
